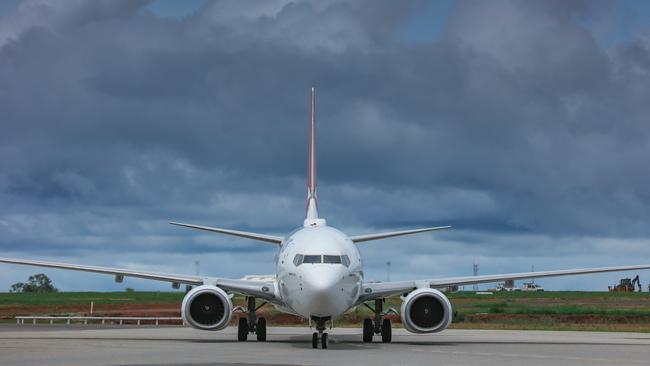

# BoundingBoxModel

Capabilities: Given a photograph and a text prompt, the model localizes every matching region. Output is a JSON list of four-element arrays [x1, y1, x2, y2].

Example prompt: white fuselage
[[275, 224, 363, 319]]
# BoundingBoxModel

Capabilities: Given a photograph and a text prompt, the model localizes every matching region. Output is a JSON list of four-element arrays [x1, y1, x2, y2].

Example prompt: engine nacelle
[[181, 285, 233, 330], [400, 288, 452, 333]]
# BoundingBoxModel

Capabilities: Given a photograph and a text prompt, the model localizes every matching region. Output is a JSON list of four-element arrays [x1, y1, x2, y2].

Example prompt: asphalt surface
[[0, 325, 648, 366]]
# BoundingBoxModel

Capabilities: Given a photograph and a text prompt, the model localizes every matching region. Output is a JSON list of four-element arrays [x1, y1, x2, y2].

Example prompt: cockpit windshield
[[323, 255, 341, 264], [293, 254, 351, 267], [303, 255, 322, 264]]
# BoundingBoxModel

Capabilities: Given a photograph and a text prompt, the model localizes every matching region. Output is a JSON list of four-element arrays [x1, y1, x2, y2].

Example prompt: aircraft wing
[[0, 257, 278, 301], [350, 226, 451, 243], [358, 263, 650, 302], [169, 222, 283, 244]]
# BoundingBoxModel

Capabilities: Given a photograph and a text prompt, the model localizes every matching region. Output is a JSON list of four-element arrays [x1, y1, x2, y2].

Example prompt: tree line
[[10, 273, 58, 293]]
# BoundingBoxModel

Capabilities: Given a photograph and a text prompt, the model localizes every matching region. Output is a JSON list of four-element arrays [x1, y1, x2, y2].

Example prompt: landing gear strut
[[237, 296, 268, 342], [311, 316, 331, 349], [362, 299, 392, 343]]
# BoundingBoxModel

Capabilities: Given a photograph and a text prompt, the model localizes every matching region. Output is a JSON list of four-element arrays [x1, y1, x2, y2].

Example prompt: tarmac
[[0, 324, 649, 366]]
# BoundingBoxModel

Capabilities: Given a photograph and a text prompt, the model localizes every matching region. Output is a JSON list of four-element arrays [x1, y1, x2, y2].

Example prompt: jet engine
[[181, 285, 233, 330], [400, 288, 452, 333]]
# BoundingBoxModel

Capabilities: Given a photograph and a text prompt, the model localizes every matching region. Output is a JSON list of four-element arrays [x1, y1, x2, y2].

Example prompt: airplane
[[2, 88, 650, 349]]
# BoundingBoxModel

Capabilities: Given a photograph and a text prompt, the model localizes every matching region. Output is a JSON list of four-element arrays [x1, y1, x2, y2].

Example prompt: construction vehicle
[[609, 275, 642, 292], [633, 275, 642, 292]]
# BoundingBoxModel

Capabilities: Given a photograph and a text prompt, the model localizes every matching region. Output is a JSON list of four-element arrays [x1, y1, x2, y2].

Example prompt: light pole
[[386, 261, 391, 282]]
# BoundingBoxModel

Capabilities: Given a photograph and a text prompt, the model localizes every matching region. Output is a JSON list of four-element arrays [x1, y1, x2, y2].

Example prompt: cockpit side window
[[293, 254, 304, 266], [341, 255, 350, 267], [303, 255, 322, 264], [323, 255, 341, 264]]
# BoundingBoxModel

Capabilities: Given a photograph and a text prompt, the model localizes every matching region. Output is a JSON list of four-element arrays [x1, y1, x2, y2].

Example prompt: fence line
[[15, 316, 183, 326]]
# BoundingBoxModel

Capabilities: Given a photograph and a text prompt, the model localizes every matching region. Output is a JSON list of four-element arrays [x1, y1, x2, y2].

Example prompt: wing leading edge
[[169, 222, 283, 244], [0, 257, 203, 285], [428, 264, 650, 288], [350, 225, 451, 243], [359, 263, 650, 302], [0, 257, 278, 301]]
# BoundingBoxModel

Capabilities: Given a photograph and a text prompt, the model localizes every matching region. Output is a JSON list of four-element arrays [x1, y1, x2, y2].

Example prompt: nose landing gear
[[362, 299, 393, 343], [311, 316, 331, 349], [311, 331, 329, 349], [237, 296, 268, 342]]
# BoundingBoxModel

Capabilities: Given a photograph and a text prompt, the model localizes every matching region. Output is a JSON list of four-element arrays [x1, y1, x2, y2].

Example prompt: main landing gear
[[311, 316, 331, 349], [362, 299, 392, 343], [237, 296, 268, 342]]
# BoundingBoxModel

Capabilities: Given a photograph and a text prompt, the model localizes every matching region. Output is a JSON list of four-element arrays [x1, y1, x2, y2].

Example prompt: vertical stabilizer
[[305, 88, 325, 226]]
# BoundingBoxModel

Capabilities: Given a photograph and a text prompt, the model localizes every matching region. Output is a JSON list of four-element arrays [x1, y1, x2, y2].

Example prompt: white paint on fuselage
[[276, 224, 363, 319]]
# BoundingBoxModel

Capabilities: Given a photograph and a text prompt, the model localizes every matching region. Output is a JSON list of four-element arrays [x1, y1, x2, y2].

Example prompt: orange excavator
[[609, 275, 642, 292]]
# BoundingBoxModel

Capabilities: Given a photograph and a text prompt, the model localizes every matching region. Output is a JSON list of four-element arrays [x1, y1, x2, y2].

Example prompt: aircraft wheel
[[312, 332, 319, 349], [381, 318, 392, 343], [362, 318, 373, 342], [237, 317, 248, 341], [256, 317, 267, 341], [321, 332, 328, 349]]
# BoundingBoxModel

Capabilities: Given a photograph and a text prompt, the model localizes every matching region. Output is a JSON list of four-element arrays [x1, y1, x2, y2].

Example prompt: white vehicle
[[522, 282, 544, 291], [2, 88, 650, 349], [490, 283, 517, 292], [491, 279, 520, 292]]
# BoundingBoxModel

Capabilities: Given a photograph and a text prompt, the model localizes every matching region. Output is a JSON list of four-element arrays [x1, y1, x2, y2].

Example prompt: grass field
[[1, 291, 649, 332], [0, 291, 184, 305], [443, 291, 650, 332]]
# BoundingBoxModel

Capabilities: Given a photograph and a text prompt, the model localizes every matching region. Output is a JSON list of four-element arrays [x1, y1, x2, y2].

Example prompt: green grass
[[448, 290, 650, 300], [2, 290, 646, 305], [478, 305, 650, 316], [441, 291, 650, 332], [2, 290, 650, 332], [447, 291, 650, 314], [0, 291, 186, 305]]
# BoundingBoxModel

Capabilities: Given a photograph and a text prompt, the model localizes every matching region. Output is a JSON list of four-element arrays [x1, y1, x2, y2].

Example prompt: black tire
[[381, 318, 392, 343], [237, 317, 248, 341], [256, 317, 267, 341], [321, 332, 328, 349], [312, 332, 319, 349], [363, 318, 373, 343]]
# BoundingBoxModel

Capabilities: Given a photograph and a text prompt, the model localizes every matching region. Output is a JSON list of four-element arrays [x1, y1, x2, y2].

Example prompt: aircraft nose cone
[[307, 269, 340, 291], [302, 268, 346, 316]]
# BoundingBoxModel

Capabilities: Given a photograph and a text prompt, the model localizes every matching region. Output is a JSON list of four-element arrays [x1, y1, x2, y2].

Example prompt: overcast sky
[[1, 0, 650, 291]]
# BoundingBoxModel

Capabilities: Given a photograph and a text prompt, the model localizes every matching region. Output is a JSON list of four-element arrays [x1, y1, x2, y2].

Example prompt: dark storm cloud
[[1, 0, 650, 290]]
